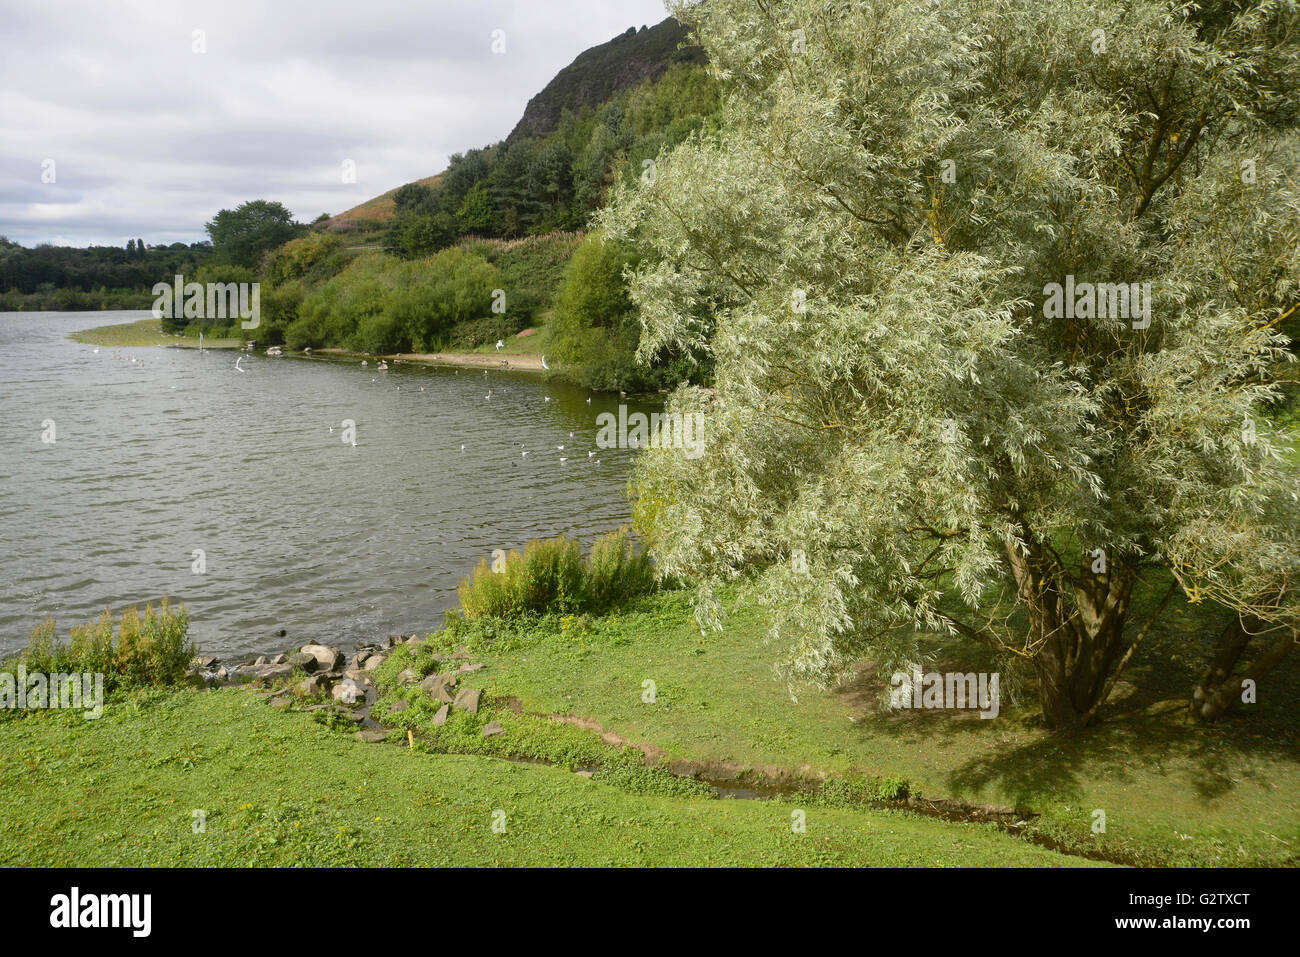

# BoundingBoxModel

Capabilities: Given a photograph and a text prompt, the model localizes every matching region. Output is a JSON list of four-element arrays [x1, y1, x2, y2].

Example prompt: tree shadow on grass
[[836, 655, 1300, 812]]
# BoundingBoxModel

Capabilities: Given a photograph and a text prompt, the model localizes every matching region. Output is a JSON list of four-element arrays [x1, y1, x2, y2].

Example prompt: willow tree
[[602, 0, 1300, 729]]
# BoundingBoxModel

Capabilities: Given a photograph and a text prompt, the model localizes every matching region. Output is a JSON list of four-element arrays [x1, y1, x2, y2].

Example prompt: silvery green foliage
[[602, 0, 1300, 693]]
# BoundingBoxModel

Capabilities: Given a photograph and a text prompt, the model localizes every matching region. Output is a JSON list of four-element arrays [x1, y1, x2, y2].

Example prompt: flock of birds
[[339, 356, 604, 467], [95, 344, 609, 468]]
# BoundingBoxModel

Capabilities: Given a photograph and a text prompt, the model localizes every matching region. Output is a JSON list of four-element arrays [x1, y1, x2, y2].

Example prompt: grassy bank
[[68, 317, 241, 349], [0, 687, 1093, 867], [401, 588, 1300, 867]]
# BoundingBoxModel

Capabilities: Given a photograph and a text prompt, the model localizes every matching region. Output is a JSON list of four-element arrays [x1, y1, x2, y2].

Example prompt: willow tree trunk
[[1008, 543, 1135, 730], [1190, 615, 1296, 721]]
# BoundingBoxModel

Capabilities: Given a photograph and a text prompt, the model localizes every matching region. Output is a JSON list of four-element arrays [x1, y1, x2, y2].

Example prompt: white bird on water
[[588, 451, 594, 458], [235, 356, 247, 373], [522, 450, 529, 458], [557, 445, 565, 450], [461, 444, 466, 452], [540, 355, 549, 370], [559, 457, 567, 463]]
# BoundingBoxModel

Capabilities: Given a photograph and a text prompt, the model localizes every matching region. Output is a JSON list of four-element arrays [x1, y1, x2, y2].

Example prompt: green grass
[[69, 317, 241, 349], [419, 588, 1300, 867], [0, 687, 1093, 867]]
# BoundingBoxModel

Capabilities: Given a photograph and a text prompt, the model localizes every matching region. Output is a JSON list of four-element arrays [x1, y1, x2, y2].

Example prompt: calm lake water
[[0, 310, 650, 659]]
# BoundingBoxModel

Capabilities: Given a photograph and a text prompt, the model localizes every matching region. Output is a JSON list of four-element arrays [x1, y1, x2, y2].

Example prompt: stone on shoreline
[[287, 652, 317, 672], [452, 687, 481, 714], [300, 644, 345, 672]]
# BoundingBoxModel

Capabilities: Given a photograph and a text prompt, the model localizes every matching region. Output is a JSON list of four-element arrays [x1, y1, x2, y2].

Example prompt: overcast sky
[[0, 0, 673, 248]]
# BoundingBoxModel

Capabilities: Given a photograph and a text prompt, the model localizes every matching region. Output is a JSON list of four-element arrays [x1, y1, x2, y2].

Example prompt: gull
[[486, 390, 493, 400], [586, 397, 591, 404], [543, 396, 551, 403], [559, 457, 567, 463], [588, 451, 594, 458], [556, 445, 565, 450], [540, 355, 549, 370], [92, 348, 99, 354], [460, 444, 466, 452], [235, 356, 247, 373], [522, 450, 529, 458], [569, 432, 574, 438], [495, 340, 504, 351], [329, 426, 334, 434]]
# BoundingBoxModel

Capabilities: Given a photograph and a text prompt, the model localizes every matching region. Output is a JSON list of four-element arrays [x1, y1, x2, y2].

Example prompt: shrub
[[5, 601, 194, 692], [457, 527, 656, 619]]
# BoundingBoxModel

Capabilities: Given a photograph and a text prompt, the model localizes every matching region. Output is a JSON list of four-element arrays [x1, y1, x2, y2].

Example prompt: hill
[[323, 14, 703, 232]]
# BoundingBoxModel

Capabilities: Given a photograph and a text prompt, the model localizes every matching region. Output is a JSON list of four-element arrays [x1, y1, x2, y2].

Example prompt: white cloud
[[0, 0, 672, 246]]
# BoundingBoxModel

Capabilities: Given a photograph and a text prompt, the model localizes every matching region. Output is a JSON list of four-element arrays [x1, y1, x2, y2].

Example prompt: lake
[[0, 310, 650, 659]]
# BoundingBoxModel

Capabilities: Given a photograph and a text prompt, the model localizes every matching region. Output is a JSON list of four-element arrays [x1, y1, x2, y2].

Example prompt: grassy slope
[[428, 588, 1300, 867], [69, 317, 241, 349], [0, 688, 1090, 867]]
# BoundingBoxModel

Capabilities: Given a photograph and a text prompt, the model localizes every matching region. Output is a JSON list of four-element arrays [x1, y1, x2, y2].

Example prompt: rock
[[287, 652, 317, 672], [269, 695, 292, 710], [233, 662, 295, 684], [357, 729, 389, 743], [431, 704, 450, 726], [452, 687, 482, 714], [458, 662, 485, 673], [354, 649, 372, 667], [363, 654, 386, 672], [270, 653, 287, 665], [575, 770, 595, 779], [481, 721, 504, 738], [451, 648, 470, 660], [389, 699, 409, 714], [184, 668, 208, 689], [297, 674, 332, 697], [300, 643, 345, 672], [405, 635, 423, 646], [215, 666, 229, 681], [420, 673, 457, 703], [192, 656, 219, 669], [254, 655, 268, 666], [397, 668, 419, 685], [332, 679, 377, 707]]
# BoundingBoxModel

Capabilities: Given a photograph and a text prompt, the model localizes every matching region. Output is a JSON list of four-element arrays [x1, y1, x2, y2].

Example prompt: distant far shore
[[67, 316, 548, 371]]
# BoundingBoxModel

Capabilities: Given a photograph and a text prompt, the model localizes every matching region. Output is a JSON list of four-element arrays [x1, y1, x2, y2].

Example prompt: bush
[[457, 527, 655, 619], [6, 601, 195, 692]]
